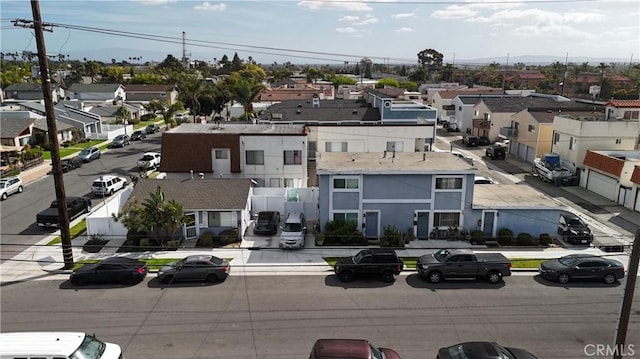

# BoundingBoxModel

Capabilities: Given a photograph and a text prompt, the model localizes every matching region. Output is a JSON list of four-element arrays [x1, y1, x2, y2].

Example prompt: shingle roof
[[4, 83, 43, 92], [33, 117, 75, 132], [607, 100, 640, 108], [67, 83, 122, 93], [130, 178, 252, 210], [481, 97, 591, 113], [0, 117, 34, 138], [125, 84, 175, 92]]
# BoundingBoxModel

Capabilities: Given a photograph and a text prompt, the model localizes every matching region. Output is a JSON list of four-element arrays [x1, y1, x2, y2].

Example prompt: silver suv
[[91, 175, 127, 196]]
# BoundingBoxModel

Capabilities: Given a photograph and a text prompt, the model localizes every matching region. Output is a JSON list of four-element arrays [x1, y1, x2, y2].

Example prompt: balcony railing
[[499, 127, 518, 138]]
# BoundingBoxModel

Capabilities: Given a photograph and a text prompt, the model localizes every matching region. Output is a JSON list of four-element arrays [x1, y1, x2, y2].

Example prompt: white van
[[279, 212, 307, 249], [0, 332, 123, 359]]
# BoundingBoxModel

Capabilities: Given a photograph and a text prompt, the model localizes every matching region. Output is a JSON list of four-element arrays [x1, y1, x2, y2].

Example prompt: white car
[[0, 176, 23, 200], [91, 175, 127, 196], [474, 175, 498, 184], [137, 152, 161, 170]]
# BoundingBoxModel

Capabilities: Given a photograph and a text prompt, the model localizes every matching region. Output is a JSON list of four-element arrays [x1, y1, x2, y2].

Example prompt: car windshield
[[210, 256, 223, 265], [433, 249, 450, 262], [79, 149, 90, 155], [283, 223, 302, 232], [141, 155, 154, 160], [370, 344, 384, 359], [558, 256, 580, 266], [0, 182, 6, 189], [567, 218, 585, 227], [92, 181, 105, 187], [69, 334, 106, 359]]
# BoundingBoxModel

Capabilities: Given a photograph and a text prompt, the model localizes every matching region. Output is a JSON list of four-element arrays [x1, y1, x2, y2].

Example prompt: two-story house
[[124, 84, 179, 105], [582, 150, 640, 211], [159, 123, 308, 187], [3, 83, 63, 102]]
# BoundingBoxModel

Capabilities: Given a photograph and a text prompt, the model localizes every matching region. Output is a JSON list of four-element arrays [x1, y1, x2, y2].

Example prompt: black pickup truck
[[36, 196, 92, 228], [417, 248, 512, 284], [334, 248, 404, 283]]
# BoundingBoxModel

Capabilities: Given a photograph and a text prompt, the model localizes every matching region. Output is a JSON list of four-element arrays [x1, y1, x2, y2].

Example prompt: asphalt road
[[1, 275, 637, 358], [0, 132, 163, 262]]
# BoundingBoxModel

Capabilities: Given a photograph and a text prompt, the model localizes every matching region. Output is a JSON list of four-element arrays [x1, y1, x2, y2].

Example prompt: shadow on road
[[532, 274, 622, 288], [404, 273, 506, 290], [324, 274, 395, 289]]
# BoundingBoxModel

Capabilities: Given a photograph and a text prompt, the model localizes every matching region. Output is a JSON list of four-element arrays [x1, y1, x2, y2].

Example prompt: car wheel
[[1, 193, 7, 200], [603, 273, 616, 284], [338, 271, 354, 282], [17, 186, 23, 193], [109, 189, 114, 196], [487, 271, 502, 284], [206, 273, 219, 283], [85, 203, 92, 213], [162, 275, 174, 284], [557, 273, 570, 284], [381, 271, 395, 283], [71, 277, 84, 286], [122, 275, 137, 285], [427, 271, 443, 284]]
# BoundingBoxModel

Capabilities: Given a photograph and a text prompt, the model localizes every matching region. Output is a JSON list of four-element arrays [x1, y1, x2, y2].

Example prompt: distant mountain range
[[26, 47, 636, 66]]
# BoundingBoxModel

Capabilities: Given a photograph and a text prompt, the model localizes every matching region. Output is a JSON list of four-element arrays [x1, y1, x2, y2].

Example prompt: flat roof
[[316, 151, 477, 174], [473, 184, 563, 209], [167, 123, 306, 135]]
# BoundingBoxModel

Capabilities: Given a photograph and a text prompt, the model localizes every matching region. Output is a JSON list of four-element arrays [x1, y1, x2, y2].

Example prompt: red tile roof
[[631, 166, 640, 184], [583, 150, 624, 177], [607, 100, 640, 108]]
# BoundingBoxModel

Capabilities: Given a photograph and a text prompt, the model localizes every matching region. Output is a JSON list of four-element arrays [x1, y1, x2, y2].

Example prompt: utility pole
[[613, 229, 640, 359], [30, 0, 74, 268]]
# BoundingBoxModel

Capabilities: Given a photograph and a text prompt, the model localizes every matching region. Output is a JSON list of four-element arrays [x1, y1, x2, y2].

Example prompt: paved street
[[1, 275, 637, 358]]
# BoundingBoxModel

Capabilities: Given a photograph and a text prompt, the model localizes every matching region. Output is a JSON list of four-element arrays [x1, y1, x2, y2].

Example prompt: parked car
[[557, 213, 593, 245], [478, 136, 491, 146], [0, 332, 123, 359], [145, 123, 160, 134], [438, 341, 538, 359], [474, 176, 497, 184], [416, 248, 512, 284], [485, 145, 506, 160], [110, 134, 130, 148], [77, 146, 101, 162], [59, 157, 83, 172], [36, 196, 91, 228], [0, 176, 23, 200], [70, 257, 148, 286], [157, 255, 230, 284], [462, 134, 479, 147], [137, 152, 161, 170], [254, 211, 281, 235], [174, 113, 187, 123], [279, 212, 307, 249], [445, 122, 460, 132], [130, 130, 147, 141], [539, 254, 624, 284], [309, 339, 401, 359], [91, 175, 127, 196], [334, 248, 404, 283]]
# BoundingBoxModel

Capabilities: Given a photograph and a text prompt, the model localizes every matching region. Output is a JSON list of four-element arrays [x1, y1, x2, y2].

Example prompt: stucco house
[[604, 99, 640, 121], [316, 151, 562, 241], [581, 150, 640, 211], [0, 111, 74, 148], [128, 178, 253, 240], [3, 83, 63, 102], [66, 83, 125, 102], [159, 123, 308, 188], [125, 84, 179, 105]]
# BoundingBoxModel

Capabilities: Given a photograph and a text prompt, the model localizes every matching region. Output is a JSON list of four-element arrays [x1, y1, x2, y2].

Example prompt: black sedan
[[70, 257, 148, 286], [130, 130, 147, 141], [438, 341, 538, 359], [539, 254, 625, 284], [59, 157, 83, 172], [157, 255, 230, 284]]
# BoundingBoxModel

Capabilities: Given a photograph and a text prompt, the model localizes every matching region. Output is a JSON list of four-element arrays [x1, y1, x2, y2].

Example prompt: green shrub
[[323, 219, 366, 245], [197, 232, 215, 247], [539, 233, 553, 246], [140, 238, 153, 248], [129, 117, 140, 125], [127, 230, 146, 247], [516, 232, 534, 246], [315, 232, 325, 246], [141, 113, 155, 121], [470, 230, 486, 244], [166, 239, 182, 248], [380, 225, 403, 247], [82, 235, 108, 253], [220, 228, 239, 245], [497, 228, 514, 246]]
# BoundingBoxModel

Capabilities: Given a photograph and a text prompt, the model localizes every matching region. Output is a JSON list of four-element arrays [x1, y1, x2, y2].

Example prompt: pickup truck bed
[[416, 248, 512, 284]]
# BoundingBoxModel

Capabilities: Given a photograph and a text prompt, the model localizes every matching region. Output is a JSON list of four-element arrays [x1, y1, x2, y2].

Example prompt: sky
[[1, 0, 639, 65]]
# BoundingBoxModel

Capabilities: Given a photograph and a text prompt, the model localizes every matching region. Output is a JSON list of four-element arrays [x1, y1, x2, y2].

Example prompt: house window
[[333, 212, 359, 224], [207, 212, 234, 227], [386, 141, 403, 152], [528, 124, 535, 132], [333, 178, 359, 189], [160, 93, 167, 97], [284, 178, 294, 187], [474, 110, 479, 116], [435, 177, 463, 189], [246, 150, 264, 165], [215, 149, 228, 159], [616, 138, 622, 144], [553, 132, 560, 144], [284, 150, 302, 165], [433, 212, 460, 227], [458, 106, 462, 111], [326, 141, 348, 152], [623, 111, 639, 119], [569, 137, 574, 150]]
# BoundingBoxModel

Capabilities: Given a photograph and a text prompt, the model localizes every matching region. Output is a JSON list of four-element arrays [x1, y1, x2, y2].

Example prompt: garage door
[[525, 145, 536, 163], [517, 143, 527, 161], [585, 170, 618, 200]]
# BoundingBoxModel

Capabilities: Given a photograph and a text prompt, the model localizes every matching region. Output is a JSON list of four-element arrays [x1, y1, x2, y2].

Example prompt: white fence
[[250, 187, 319, 221], [86, 124, 133, 141], [85, 186, 133, 239]]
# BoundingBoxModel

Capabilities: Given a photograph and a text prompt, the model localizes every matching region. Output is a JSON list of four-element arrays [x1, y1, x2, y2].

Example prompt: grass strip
[[47, 220, 87, 245]]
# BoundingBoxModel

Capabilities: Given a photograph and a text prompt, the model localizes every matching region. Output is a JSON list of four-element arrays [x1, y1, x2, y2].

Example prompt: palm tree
[[225, 75, 265, 121]]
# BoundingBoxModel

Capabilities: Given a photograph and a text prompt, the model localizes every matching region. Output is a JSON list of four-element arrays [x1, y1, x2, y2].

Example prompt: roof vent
[[297, 103, 302, 108], [351, 153, 356, 161], [296, 109, 302, 114], [352, 109, 358, 114]]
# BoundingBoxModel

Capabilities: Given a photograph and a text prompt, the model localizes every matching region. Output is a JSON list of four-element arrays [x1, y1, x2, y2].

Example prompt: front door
[[212, 148, 230, 176], [184, 213, 197, 239], [364, 211, 379, 239], [482, 211, 496, 237], [416, 211, 429, 239]]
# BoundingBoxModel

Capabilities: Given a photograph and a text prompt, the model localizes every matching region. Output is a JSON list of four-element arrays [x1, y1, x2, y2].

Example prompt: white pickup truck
[[137, 152, 161, 170]]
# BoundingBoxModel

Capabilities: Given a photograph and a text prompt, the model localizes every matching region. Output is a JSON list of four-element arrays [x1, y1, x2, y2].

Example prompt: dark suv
[[485, 145, 506, 160], [253, 211, 281, 235], [558, 213, 593, 245], [462, 134, 479, 147], [334, 248, 404, 283]]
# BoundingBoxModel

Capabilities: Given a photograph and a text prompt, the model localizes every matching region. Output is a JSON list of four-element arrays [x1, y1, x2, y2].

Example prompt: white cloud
[[469, 9, 605, 25], [432, 5, 480, 20], [392, 12, 415, 19], [395, 27, 414, 32], [355, 17, 378, 26], [338, 15, 360, 22], [298, 0, 371, 11], [511, 24, 597, 41], [193, 2, 226, 11], [135, 0, 177, 5], [336, 27, 357, 33]]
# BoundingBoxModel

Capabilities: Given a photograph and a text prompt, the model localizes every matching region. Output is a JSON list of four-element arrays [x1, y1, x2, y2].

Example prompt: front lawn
[[42, 140, 105, 160], [47, 220, 87, 245]]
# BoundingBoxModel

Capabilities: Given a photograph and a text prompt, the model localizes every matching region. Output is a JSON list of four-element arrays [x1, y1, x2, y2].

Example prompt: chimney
[[312, 94, 320, 108]]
